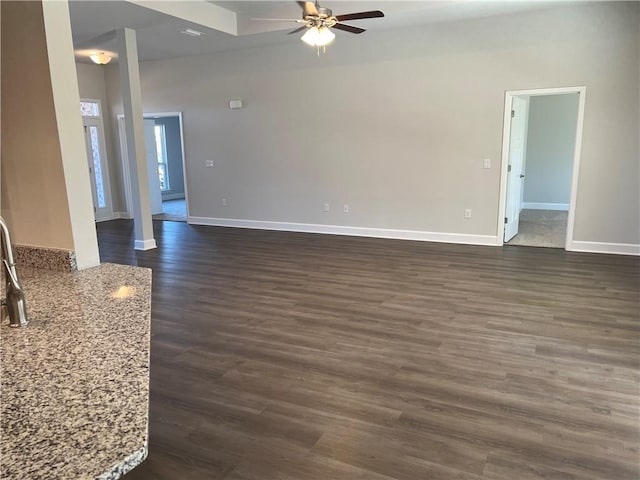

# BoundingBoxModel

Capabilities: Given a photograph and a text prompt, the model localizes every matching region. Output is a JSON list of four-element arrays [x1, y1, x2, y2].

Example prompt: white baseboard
[[521, 202, 569, 211], [187, 216, 500, 246], [134, 239, 157, 251], [162, 193, 186, 201], [570, 241, 640, 256], [95, 212, 128, 222]]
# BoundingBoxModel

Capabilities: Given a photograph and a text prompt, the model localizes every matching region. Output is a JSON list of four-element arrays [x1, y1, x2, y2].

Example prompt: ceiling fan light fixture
[[317, 26, 335, 46], [301, 26, 335, 47], [301, 26, 319, 46], [89, 52, 112, 65]]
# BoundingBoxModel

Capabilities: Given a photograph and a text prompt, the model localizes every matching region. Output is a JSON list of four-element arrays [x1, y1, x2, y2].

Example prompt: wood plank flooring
[[96, 220, 640, 480]]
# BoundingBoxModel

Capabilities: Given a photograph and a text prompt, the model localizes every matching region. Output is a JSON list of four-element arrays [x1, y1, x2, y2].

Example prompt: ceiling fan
[[252, 1, 384, 50]]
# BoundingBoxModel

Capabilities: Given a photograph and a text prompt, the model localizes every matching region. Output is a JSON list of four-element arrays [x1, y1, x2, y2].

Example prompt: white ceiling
[[70, 0, 576, 63]]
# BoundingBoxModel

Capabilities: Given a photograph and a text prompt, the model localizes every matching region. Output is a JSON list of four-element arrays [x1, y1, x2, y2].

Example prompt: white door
[[504, 96, 529, 242], [83, 118, 113, 222], [144, 119, 164, 215]]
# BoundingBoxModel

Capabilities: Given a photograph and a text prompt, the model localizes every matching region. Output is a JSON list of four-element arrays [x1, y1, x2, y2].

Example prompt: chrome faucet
[[0, 216, 28, 327]]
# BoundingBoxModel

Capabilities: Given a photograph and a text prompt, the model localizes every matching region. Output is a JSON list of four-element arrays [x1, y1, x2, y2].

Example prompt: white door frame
[[117, 112, 189, 220], [497, 86, 586, 250], [503, 96, 530, 243], [80, 98, 114, 222]]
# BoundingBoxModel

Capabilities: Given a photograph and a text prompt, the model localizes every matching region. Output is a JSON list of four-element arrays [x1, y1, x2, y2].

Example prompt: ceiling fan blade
[[288, 25, 308, 35], [297, 1, 319, 17], [335, 10, 384, 22], [332, 23, 366, 34]]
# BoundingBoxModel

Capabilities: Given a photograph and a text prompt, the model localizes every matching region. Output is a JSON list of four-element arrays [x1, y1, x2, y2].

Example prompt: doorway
[[118, 112, 188, 222], [81, 99, 113, 222], [498, 87, 586, 250]]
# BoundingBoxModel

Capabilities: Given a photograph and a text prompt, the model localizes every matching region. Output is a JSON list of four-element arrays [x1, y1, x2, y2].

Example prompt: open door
[[144, 119, 164, 215], [504, 96, 529, 242], [499, 86, 586, 250]]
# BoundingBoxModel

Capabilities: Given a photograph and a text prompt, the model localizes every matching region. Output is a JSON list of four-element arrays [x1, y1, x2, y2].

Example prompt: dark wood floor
[[97, 220, 640, 480]]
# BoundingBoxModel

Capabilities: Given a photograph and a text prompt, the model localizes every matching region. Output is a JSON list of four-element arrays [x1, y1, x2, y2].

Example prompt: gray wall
[[523, 93, 579, 207], [104, 2, 639, 246], [154, 116, 185, 200]]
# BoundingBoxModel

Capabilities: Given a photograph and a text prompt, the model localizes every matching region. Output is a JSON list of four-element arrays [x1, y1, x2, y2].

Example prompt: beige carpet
[[153, 198, 187, 222], [506, 209, 567, 248]]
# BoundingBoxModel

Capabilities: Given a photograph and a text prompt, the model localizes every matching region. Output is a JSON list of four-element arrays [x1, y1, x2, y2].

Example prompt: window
[[154, 124, 170, 191], [87, 125, 107, 208], [80, 101, 100, 117]]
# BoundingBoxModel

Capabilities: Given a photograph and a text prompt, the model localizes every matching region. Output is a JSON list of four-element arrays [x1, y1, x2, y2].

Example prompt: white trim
[[521, 202, 569, 211], [497, 86, 586, 251], [499, 86, 587, 97], [177, 113, 190, 221], [188, 216, 501, 246], [570, 241, 640, 256], [134, 238, 157, 250], [111, 211, 133, 220], [497, 94, 514, 242], [565, 88, 586, 251]]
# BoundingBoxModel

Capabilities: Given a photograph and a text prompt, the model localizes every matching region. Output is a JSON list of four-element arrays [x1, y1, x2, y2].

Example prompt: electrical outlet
[[483, 158, 491, 169], [222, 198, 227, 207], [343, 204, 350, 213], [464, 208, 472, 219], [205, 160, 215, 168], [323, 203, 330, 213]]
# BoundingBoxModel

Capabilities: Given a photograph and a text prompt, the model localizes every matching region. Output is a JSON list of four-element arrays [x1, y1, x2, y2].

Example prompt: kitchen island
[[0, 263, 151, 480]]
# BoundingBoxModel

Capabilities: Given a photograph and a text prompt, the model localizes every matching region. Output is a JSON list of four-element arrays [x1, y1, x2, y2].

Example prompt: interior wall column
[[116, 27, 156, 250], [42, 0, 101, 268]]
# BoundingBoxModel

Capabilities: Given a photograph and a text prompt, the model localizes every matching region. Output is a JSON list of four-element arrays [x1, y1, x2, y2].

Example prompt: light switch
[[205, 160, 214, 168], [483, 158, 491, 169]]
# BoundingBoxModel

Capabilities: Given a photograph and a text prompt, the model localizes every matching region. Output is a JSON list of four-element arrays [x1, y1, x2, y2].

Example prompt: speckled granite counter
[[0, 263, 151, 480]]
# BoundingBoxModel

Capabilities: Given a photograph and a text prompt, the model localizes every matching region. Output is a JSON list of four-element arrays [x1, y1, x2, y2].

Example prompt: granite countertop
[[0, 263, 152, 480]]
